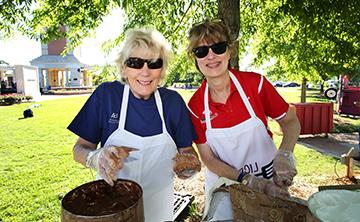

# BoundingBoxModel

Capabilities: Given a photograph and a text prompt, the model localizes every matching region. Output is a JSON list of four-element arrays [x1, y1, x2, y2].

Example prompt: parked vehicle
[[323, 79, 340, 99], [336, 74, 360, 117], [325, 79, 338, 88], [272, 81, 286, 87], [283, 82, 300, 87], [324, 87, 338, 100], [307, 83, 314, 89]]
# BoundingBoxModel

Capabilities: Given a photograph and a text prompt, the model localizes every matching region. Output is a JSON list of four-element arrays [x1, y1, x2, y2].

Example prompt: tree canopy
[[1, 0, 359, 84], [1, 0, 123, 47], [239, 0, 360, 83]]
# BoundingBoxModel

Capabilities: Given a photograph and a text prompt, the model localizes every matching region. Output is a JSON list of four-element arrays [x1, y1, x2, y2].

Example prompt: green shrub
[[0, 94, 32, 105], [25, 96, 33, 101]]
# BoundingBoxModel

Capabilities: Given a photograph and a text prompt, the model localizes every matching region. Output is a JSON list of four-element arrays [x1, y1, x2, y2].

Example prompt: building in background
[[0, 60, 17, 94], [1, 27, 92, 97], [13, 65, 41, 98], [30, 26, 92, 93], [0, 60, 40, 98]]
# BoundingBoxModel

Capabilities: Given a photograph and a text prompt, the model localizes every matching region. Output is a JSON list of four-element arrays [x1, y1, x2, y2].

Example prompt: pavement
[[33, 93, 90, 102], [298, 132, 360, 165]]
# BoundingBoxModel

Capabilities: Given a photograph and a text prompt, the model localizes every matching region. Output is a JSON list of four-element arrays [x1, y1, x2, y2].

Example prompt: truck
[[335, 74, 360, 117]]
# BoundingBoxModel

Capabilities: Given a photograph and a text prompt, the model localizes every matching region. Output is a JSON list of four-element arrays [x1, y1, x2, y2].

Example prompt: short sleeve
[[190, 111, 207, 144], [67, 85, 103, 145], [162, 90, 197, 148], [259, 77, 289, 120], [187, 86, 207, 144], [159, 88, 196, 148]]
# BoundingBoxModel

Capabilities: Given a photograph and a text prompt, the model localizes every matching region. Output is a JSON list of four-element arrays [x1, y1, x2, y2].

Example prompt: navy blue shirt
[[68, 81, 197, 148]]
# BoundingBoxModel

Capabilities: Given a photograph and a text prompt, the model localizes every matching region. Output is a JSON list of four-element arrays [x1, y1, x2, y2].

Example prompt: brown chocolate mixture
[[62, 180, 141, 216]]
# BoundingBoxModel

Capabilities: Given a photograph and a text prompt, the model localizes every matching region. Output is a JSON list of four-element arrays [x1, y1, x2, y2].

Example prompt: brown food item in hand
[[173, 153, 201, 178]]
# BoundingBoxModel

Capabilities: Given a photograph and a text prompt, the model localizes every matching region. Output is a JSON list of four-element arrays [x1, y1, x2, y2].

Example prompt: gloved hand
[[86, 146, 137, 186], [173, 153, 201, 179], [273, 149, 297, 187], [243, 174, 290, 199]]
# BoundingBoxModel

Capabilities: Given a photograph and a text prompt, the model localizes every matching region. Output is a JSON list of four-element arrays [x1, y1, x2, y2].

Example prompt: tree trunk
[[320, 83, 324, 93], [218, 0, 240, 70], [301, 77, 307, 103]]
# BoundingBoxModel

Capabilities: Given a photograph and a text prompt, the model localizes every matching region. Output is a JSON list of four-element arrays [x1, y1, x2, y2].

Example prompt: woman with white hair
[[68, 27, 201, 222]]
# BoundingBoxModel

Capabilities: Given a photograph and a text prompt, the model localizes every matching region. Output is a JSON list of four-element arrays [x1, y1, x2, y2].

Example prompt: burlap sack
[[229, 184, 320, 222]]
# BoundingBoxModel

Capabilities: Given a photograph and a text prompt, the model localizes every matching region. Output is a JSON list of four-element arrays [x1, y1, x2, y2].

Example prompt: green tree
[[90, 64, 118, 86], [1, 0, 359, 97], [0, 0, 123, 48], [239, 0, 360, 101], [0, 0, 221, 85]]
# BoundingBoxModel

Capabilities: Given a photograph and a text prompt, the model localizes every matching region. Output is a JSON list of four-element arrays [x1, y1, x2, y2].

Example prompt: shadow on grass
[[306, 90, 331, 102], [333, 117, 360, 133]]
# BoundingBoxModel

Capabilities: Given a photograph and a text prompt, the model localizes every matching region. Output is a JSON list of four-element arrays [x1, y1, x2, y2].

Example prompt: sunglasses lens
[[125, 58, 163, 69], [193, 42, 227, 58], [193, 46, 209, 58], [212, 42, 227, 55], [147, 59, 163, 69], [125, 58, 144, 69]]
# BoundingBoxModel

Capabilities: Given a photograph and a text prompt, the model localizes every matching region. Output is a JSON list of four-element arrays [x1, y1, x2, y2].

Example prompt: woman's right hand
[[86, 146, 137, 186]]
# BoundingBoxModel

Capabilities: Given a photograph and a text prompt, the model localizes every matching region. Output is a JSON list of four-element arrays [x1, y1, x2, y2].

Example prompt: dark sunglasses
[[192, 42, 228, 58], [125, 57, 163, 69]]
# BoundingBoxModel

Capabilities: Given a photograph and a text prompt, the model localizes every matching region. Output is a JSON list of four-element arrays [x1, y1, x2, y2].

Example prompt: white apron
[[203, 71, 277, 221], [99, 84, 177, 222]]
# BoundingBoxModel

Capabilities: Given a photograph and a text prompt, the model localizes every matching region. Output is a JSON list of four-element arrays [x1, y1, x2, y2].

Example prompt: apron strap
[[154, 89, 168, 134], [118, 84, 130, 130], [119, 85, 167, 134], [204, 71, 257, 129], [204, 84, 212, 129], [228, 71, 257, 118]]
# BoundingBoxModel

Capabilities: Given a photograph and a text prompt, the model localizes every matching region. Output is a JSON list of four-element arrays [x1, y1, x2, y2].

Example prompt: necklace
[[210, 83, 230, 104]]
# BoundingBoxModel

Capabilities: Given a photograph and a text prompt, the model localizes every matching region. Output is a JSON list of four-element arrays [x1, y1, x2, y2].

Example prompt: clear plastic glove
[[172, 153, 201, 179], [273, 149, 297, 187], [244, 174, 290, 199], [86, 146, 137, 186]]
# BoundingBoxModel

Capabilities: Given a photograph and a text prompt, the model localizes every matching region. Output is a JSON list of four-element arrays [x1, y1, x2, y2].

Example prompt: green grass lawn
[[0, 87, 359, 221], [269, 87, 359, 185], [0, 96, 93, 221]]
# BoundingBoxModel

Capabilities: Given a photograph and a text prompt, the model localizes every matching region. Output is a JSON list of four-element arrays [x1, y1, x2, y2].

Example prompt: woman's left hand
[[173, 153, 201, 179], [243, 174, 290, 199]]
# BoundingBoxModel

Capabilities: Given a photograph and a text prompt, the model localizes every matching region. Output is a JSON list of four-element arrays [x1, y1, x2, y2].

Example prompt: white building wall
[[69, 68, 81, 86], [14, 65, 41, 98]]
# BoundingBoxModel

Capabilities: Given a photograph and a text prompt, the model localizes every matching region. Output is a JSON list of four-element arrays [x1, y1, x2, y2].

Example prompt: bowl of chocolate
[[61, 179, 144, 222]]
